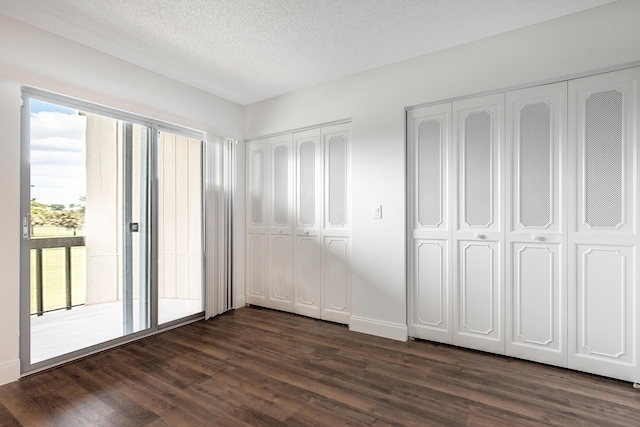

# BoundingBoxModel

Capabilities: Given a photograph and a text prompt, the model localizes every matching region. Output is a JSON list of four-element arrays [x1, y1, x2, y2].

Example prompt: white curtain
[[204, 135, 236, 319]]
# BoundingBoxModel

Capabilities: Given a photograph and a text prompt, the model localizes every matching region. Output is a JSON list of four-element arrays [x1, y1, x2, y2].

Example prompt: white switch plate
[[373, 204, 382, 219]]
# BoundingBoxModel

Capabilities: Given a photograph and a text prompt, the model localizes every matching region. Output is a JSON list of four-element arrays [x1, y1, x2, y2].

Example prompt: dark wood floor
[[1, 307, 639, 426]]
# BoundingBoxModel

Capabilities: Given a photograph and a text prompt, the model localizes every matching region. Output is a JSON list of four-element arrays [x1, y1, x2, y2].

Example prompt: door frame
[[19, 87, 206, 375]]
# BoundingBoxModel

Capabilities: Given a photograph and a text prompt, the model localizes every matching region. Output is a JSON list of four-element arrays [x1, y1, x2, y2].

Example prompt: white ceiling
[[0, 0, 616, 105]]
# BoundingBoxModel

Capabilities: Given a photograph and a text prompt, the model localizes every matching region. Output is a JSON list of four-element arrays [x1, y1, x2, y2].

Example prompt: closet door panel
[[295, 129, 322, 235], [452, 94, 504, 354], [321, 123, 351, 323], [456, 240, 501, 342], [268, 234, 294, 311], [322, 237, 350, 324], [245, 233, 268, 305], [412, 239, 450, 341], [294, 235, 321, 317], [506, 82, 567, 366], [568, 67, 640, 382], [574, 245, 634, 363], [246, 138, 269, 306], [324, 124, 350, 236], [269, 135, 293, 232], [407, 103, 453, 342], [247, 139, 268, 233], [510, 243, 562, 357], [268, 134, 294, 311], [293, 129, 322, 318]]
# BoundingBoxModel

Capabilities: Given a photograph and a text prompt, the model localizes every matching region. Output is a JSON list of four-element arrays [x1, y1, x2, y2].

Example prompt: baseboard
[[0, 359, 20, 386], [235, 295, 246, 309], [349, 316, 408, 342]]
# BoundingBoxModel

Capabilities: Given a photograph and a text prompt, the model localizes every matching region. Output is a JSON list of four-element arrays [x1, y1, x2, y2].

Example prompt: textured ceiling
[[0, 0, 616, 105]]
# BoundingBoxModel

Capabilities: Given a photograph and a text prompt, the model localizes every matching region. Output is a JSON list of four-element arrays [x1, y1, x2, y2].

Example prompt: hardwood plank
[[2, 306, 640, 426], [0, 399, 21, 427]]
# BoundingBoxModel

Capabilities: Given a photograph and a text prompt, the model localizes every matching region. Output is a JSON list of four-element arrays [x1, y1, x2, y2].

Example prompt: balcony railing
[[31, 236, 85, 316]]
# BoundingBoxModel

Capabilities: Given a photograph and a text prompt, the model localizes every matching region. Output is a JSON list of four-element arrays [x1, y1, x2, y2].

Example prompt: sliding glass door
[[21, 90, 205, 372]]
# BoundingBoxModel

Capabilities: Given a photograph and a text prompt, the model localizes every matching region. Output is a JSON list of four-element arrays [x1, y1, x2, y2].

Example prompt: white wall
[[0, 13, 244, 386], [243, 0, 640, 340], [0, 79, 22, 385]]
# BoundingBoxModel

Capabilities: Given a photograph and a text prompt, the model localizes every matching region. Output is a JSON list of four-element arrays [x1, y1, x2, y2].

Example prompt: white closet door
[[452, 93, 505, 354], [506, 82, 567, 367], [245, 138, 269, 306], [321, 123, 351, 324], [568, 67, 640, 382], [407, 103, 453, 343], [268, 134, 294, 312], [293, 128, 322, 318]]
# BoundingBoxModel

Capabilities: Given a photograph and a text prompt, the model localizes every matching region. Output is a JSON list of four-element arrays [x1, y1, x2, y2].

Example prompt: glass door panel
[[28, 99, 151, 364]]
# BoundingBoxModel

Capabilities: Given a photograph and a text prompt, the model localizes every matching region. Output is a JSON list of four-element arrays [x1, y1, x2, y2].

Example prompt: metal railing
[[31, 236, 85, 316]]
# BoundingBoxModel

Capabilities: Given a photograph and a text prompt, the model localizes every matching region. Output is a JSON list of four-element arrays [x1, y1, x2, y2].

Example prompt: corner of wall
[[235, 295, 246, 309]]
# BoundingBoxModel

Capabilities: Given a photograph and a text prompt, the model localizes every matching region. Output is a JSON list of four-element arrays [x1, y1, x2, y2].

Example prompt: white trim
[[0, 359, 20, 386], [405, 61, 640, 113], [349, 316, 408, 342], [235, 295, 246, 309], [245, 118, 352, 142]]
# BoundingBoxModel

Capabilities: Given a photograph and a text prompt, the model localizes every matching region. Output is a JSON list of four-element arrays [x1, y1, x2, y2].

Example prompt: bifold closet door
[[407, 103, 453, 343], [268, 134, 294, 312], [505, 82, 567, 367], [452, 93, 505, 354], [293, 128, 322, 318], [245, 138, 269, 306], [321, 123, 351, 324], [568, 67, 640, 382]]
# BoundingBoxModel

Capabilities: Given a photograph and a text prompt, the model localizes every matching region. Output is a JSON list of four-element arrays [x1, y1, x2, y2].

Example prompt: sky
[[30, 99, 87, 207]]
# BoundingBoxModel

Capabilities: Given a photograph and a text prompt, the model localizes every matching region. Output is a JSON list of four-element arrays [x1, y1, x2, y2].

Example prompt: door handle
[[23, 213, 30, 240], [474, 233, 485, 240]]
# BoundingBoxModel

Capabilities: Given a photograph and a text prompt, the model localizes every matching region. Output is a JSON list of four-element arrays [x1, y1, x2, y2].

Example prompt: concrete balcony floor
[[31, 298, 202, 364]]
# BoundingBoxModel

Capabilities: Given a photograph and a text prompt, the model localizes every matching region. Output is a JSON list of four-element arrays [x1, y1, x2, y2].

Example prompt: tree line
[[31, 198, 85, 236]]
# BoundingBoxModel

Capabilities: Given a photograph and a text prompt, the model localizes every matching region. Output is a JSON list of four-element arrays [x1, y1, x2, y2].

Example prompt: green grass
[[30, 246, 86, 314], [32, 225, 83, 238]]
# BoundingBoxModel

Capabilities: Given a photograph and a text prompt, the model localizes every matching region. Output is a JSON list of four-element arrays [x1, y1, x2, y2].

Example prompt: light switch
[[373, 204, 382, 219]]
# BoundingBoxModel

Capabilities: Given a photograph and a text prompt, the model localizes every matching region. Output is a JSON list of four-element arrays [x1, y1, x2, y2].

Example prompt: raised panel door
[[506, 82, 567, 367], [321, 123, 351, 323], [407, 103, 453, 342], [452, 94, 505, 354], [245, 138, 269, 308], [267, 134, 294, 311], [568, 67, 640, 382], [293, 128, 322, 318]]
